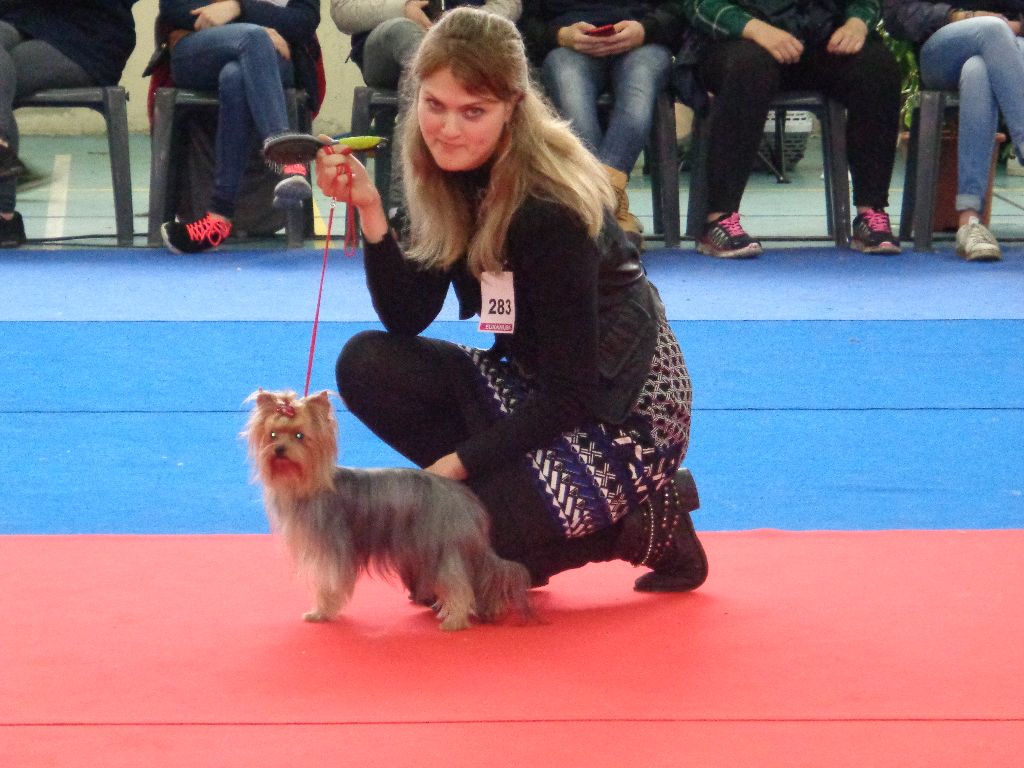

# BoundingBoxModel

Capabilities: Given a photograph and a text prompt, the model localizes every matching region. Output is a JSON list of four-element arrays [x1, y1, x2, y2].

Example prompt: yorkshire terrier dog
[[243, 389, 532, 631]]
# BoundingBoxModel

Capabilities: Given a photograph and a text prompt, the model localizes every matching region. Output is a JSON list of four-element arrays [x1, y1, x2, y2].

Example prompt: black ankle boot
[[619, 469, 708, 592]]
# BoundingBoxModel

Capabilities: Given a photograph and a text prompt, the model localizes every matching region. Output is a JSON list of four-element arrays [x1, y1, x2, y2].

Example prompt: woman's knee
[[960, 54, 991, 90], [218, 60, 244, 96], [335, 329, 390, 402], [710, 39, 780, 93]]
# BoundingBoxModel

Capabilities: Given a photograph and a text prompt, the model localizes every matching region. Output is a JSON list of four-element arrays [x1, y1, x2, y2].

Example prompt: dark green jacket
[[675, 0, 879, 44]]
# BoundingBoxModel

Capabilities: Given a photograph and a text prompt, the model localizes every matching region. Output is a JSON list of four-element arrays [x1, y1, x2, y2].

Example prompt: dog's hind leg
[[433, 553, 476, 631]]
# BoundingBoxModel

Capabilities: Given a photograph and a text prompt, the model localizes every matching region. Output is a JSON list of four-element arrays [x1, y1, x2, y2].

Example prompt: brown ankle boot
[[604, 165, 644, 248], [618, 469, 708, 592]]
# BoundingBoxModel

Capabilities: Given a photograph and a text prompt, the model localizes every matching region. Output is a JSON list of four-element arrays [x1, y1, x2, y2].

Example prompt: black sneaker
[[698, 212, 762, 258], [852, 208, 900, 254], [161, 213, 232, 254], [0, 211, 26, 248], [273, 163, 312, 209]]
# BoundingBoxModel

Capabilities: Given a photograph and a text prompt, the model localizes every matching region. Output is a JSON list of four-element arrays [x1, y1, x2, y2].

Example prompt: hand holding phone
[[585, 23, 616, 36]]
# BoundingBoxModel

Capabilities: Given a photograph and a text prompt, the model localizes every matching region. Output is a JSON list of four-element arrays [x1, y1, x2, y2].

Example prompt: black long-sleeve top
[[363, 195, 661, 478]]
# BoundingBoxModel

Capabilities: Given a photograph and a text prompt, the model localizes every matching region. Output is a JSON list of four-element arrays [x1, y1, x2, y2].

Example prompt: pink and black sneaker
[[852, 208, 900, 254], [698, 212, 763, 258], [161, 213, 232, 254]]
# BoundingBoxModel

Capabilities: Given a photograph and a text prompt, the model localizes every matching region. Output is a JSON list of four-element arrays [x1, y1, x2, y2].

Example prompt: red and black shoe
[[161, 213, 232, 254], [698, 212, 763, 258], [851, 208, 900, 254]]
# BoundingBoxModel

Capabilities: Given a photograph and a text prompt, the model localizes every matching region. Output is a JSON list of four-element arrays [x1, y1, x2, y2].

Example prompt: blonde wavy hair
[[399, 7, 616, 276]]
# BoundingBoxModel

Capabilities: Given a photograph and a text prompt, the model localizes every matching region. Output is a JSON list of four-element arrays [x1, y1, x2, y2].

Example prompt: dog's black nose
[[274, 445, 286, 457]]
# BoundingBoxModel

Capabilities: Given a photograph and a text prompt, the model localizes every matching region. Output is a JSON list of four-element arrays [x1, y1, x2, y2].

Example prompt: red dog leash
[[303, 152, 357, 397]]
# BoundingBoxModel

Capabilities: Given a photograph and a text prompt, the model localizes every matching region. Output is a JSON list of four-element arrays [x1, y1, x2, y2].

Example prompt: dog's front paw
[[302, 609, 332, 622]]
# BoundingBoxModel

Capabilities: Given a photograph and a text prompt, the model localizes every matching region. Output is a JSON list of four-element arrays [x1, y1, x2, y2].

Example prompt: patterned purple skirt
[[464, 315, 691, 538]]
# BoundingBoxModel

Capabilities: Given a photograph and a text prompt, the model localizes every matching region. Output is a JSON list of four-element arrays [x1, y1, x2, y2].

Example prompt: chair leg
[[824, 98, 850, 248], [148, 88, 179, 247], [371, 104, 397, 209], [900, 112, 919, 242], [284, 89, 305, 249], [684, 111, 709, 242], [101, 87, 134, 247], [912, 91, 946, 252], [649, 91, 680, 248]]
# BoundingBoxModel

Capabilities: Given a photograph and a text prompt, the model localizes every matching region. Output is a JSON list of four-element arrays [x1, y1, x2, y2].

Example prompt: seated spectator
[[0, 1, 138, 249], [677, 0, 903, 257], [519, 1, 686, 248], [158, 0, 320, 254], [331, 1, 522, 90], [884, 0, 1024, 261]]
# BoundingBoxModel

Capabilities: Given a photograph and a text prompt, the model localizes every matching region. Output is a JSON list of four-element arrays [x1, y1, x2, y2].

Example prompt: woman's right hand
[[314, 135, 389, 242]]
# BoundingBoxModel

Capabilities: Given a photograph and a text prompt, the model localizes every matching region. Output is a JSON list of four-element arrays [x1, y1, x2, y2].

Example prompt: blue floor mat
[[1, 246, 1022, 321], [3, 318, 1021, 533]]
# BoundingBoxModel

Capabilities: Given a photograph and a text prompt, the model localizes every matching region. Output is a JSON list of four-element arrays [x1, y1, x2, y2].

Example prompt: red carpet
[[2, 531, 1022, 766]]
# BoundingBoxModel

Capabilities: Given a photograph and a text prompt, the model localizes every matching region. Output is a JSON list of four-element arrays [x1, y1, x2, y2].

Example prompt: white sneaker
[[955, 217, 1001, 262]]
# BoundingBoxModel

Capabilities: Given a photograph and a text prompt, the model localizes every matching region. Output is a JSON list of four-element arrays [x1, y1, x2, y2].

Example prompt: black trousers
[[696, 36, 901, 216], [336, 330, 620, 581]]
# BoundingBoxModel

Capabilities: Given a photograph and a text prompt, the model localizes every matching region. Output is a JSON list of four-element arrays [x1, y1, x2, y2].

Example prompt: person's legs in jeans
[[540, 47, 607, 150], [920, 18, 1024, 215], [601, 44, 671, 174], [541, 46, 648, 239], [172, 24, 295, 219]]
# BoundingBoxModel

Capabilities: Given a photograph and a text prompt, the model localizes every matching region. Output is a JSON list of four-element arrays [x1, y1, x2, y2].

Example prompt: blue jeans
[[920, 17, 1024, 213], [541, 44, 671, 175], [171, 24, 295, 218]]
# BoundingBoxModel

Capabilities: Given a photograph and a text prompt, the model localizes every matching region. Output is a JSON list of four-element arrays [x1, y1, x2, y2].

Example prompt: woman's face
[[416, 66, 514, 172]]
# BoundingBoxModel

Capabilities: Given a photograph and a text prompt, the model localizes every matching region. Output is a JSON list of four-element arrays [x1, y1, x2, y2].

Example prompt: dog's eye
[[294, 432, 304, 441], [269, 431, 278, 440]]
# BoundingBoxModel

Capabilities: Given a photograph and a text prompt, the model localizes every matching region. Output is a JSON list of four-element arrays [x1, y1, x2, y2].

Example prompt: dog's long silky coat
[[244, 389, 532, 631]]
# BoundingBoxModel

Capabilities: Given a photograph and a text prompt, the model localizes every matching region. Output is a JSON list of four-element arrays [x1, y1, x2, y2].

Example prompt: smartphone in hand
[[585, 24, 616, 36]]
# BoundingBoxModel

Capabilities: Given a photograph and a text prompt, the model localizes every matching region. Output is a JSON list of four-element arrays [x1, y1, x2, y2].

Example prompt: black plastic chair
[[685, 91, 851, 247], [15, 87, 134, 246]]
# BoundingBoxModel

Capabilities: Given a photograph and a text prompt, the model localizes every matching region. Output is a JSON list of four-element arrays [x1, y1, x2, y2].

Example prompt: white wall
[[15, 1, 363, 137]]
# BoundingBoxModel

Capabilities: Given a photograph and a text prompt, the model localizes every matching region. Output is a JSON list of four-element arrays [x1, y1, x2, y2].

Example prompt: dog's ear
[[255, 389, 277, 408], [305, 390, 335, 423]]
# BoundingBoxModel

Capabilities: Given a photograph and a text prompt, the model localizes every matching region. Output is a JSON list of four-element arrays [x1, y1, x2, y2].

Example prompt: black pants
[[696, 36, 901, 216], [336, 330, 620, 580]]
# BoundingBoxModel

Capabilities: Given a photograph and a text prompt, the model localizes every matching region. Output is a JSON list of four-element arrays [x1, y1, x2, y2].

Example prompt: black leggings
[[696, 36, 901, 216], [336, 330, 619, 579]]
